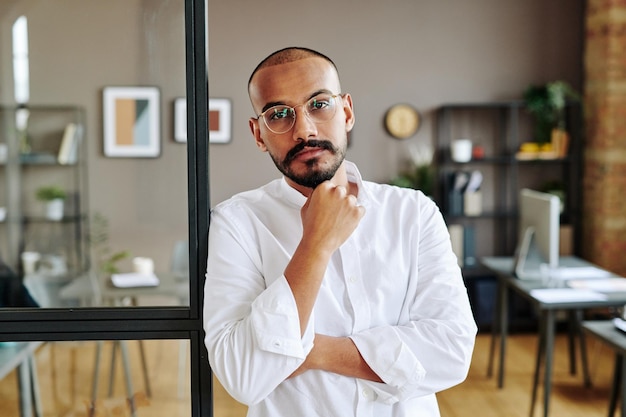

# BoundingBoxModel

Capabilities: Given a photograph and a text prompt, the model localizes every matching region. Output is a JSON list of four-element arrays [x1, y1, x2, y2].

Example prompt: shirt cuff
[[350, 327, 425, 404], [251, 275, 314, 359]]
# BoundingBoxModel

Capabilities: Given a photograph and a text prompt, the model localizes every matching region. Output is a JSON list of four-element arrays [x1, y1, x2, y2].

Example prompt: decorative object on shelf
[[89, 212, 131, 275], [35, 185, 66, 221], [450, 138, 473, 163], [57, 122, 82, 165], [384, 104, 421, 140], [103, 86, 161, 158], [523, 81, 580, 157], [390, 142, 434, 196], [173, 97, 232, 144], [515, 141, 559, 160]]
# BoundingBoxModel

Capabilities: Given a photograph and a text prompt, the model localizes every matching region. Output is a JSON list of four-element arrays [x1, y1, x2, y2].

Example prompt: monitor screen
[[514, 189, 560, 275]]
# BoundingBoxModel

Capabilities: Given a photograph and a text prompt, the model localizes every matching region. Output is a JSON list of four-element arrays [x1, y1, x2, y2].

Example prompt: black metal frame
[[0, 0, 213, 415]]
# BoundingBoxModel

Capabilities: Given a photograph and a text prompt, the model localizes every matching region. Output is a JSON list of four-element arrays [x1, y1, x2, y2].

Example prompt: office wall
[[1, 0, 584, 271], [208, 0, 584, 204]]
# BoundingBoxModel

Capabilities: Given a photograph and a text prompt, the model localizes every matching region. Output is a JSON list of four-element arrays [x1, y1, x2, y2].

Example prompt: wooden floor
[[0, 332, 618, 416]]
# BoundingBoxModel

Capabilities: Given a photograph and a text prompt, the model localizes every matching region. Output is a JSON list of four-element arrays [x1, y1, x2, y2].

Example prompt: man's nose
[[291, 106, 317, 141]]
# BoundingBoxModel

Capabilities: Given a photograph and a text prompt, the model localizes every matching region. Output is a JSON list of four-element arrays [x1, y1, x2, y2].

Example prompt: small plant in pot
[[35, 185, 67, 221], [523, 81, 580, 157]]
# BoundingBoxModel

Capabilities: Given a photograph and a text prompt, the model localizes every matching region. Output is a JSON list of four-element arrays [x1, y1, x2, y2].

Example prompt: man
[[203, 47, 477, 417]]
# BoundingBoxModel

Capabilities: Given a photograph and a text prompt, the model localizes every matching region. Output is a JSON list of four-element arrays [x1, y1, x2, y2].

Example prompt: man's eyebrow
[[260, 89, 335, 114], [261, 101, 285, 114]]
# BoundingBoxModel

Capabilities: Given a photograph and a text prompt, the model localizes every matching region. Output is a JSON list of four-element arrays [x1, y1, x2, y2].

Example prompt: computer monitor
[[513, 188, 560, 278]]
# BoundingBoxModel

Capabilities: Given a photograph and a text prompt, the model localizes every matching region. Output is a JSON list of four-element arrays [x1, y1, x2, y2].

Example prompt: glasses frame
[[256, 93, 345, 134]]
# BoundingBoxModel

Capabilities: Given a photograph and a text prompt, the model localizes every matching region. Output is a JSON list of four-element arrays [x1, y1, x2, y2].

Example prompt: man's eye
[[269, 108, 292, 120], [309, 98, 331, 111]]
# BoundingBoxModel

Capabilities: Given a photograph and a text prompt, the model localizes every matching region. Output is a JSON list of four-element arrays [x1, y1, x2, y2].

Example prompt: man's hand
[[300, 181, 365, 256]]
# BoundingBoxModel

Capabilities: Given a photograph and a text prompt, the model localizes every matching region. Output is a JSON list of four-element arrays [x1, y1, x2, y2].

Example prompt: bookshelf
[[435, 101, 583, 329], [0, 105, 89, 307]]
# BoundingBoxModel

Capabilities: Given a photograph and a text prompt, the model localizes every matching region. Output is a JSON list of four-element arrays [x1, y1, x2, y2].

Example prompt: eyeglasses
[[256, 93, 343, 134]]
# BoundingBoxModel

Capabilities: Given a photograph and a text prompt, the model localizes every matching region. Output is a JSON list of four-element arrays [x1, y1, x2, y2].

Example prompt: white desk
[[482, 255, 626, 417], [59, 272, 189, 307]]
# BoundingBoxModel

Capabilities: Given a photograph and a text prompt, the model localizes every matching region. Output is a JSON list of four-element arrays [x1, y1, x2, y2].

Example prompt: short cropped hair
[[248, 47, 339, 91]]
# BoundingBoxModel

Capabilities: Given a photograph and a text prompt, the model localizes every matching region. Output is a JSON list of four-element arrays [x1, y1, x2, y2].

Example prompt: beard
[[269, 138, 346, 189]]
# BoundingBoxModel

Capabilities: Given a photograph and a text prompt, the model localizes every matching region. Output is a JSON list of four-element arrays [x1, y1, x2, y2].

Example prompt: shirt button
[[349, 276, 357, 283], [362, 388, 375, 400], [273, 340, 282, 347]]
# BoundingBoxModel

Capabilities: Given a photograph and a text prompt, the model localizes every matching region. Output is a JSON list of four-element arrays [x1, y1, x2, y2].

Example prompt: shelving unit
[[0, 105, 89, 307], [435, 101, 582, 329]]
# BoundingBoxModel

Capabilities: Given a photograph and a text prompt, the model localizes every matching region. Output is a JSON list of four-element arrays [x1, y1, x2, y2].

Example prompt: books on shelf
[[448, 224, 476, 269], [57, 122, 81, 165]]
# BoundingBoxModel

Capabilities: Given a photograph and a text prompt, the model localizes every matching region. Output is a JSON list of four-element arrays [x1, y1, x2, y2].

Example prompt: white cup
[[451, 139, 473, 163], [133, 257, 154, 275], [21, 251, 41, 275]]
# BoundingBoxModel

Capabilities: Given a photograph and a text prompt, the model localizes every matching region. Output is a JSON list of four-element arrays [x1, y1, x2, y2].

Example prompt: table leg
[[498, 280, 509, 388], [575, 310, 592, 388], [542, 310, 556, 417], [619, 354, 626, 417], [567, 310, 577, 376], [609, 353, 621, 417], [17, 358, 33, 417], [488, 278, 503, 378], [530, 314, 546, 417]]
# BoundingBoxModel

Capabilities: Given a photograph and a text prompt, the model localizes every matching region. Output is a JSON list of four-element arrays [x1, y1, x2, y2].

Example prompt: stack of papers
[[529, 288, 608, 303], [111, 273, 160, 288], [567, 278, 626, 293], [549, 266, 611, 279]]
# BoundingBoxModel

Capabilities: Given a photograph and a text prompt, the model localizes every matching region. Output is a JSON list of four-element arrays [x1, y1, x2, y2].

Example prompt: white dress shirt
[[204, 161, 477, 417]]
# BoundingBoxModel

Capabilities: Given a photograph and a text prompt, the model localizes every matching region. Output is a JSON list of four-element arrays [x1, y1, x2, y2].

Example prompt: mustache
[[284, 140, 336, 164]]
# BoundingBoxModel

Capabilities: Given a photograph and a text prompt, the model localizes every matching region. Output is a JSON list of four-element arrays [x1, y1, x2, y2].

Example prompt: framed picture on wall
[[172, 97, 232, 144], [103, 86, 161, 157]]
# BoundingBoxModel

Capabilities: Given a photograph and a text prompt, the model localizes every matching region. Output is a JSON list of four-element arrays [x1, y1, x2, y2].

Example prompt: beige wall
[[1, 0, 584, 270], [208, 0, 584, 204]]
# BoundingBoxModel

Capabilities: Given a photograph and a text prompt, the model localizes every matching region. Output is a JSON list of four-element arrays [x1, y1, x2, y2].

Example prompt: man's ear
[[249, 118, 267, 152], [342, 93, 355, 132]]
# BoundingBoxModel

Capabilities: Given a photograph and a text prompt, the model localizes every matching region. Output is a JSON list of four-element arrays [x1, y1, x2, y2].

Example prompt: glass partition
[[0, 0, 190, 309], [0, 339, 192, 416]]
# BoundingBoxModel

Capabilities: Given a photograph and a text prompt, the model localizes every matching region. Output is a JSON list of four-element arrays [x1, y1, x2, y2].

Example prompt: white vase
[[46, 198, 64, 221]]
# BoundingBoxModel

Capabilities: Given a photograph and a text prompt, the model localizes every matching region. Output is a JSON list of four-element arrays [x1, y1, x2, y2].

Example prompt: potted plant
[[390, 143, 435, 197], [523, 81, 580, 156], [35, 185, 67, 221], [89, 212, 131, 275]]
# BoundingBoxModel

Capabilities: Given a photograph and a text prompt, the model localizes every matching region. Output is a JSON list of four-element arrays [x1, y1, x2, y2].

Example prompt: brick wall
[[583, 0, 626, 275]]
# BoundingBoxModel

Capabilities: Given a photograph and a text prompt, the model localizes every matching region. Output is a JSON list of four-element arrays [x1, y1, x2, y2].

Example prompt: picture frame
[[172, 97, 232, 144], [103, 86, 161, 157]]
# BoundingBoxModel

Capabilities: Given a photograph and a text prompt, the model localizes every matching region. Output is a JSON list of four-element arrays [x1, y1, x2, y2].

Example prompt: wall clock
[[384, 104, 421, 140]]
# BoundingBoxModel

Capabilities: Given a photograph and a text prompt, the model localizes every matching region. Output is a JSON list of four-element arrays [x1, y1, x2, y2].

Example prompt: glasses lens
[[261, 94, 340, 134], [305, 94, 337, 122], [263, 106, 295, 134]]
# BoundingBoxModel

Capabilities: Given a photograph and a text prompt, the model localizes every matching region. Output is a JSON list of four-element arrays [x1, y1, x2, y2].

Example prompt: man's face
[[248, 58, 355, 191]]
